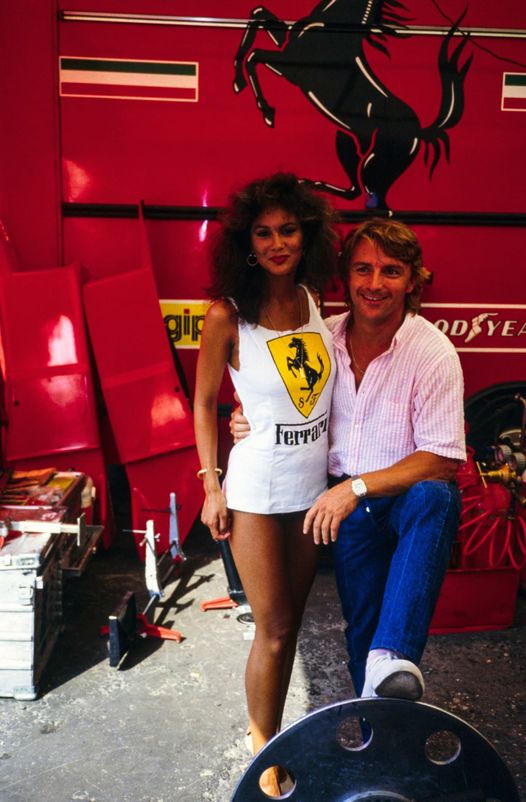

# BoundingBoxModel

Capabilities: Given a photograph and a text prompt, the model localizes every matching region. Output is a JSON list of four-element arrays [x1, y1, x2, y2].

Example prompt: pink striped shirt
[[326, 311, 466, 477]]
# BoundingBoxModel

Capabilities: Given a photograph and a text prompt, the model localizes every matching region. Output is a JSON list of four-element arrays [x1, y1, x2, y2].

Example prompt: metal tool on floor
[[102, 494, 184, 666], [231, 698, 520, 801]]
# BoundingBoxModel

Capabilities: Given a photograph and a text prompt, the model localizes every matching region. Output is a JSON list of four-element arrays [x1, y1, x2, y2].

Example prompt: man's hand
[[229, 409, 250, 443], [229, 393, 251, 443], [303, 480, 359, 545]]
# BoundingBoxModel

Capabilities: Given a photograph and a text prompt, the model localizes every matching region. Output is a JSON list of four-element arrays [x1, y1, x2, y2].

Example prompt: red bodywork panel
[[0, 264, 110, 543], [0, 267, 99, 459], [82, 266, 200, 553], [82, 268, 195, 463]]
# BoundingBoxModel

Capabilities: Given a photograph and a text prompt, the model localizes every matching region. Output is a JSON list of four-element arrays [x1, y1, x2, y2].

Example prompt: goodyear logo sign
[[160, 299, 209, 349], [421, 303, 526, 352]]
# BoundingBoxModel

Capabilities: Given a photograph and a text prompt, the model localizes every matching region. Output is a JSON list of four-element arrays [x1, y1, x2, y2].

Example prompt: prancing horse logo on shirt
[[267, 332, 331, 419]]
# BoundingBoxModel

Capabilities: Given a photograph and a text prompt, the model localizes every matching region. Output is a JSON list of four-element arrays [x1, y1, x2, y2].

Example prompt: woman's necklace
[[264, 287, 303, 335], [348, 332, 367, 375]]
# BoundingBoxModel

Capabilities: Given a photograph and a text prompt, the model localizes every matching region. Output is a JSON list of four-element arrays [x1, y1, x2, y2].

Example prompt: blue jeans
[[331, 480, 461, 696]]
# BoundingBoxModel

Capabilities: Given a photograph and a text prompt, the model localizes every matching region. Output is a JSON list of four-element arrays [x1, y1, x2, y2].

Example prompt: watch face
[[352, 478, 367, 497]]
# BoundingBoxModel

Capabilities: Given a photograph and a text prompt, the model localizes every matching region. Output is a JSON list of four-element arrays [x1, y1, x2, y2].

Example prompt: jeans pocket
[[365, 497, 394, 533]]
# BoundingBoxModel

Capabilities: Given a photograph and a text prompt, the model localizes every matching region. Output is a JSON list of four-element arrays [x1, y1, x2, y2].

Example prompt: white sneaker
[[362, 653, 424, 701]]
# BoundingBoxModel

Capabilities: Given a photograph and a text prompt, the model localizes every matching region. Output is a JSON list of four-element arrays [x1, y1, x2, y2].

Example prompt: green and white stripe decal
[[59, 57, 198, 102], [501, 73, 526, 112]]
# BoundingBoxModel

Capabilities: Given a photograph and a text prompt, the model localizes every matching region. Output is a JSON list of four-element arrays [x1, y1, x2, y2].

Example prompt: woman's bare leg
[[276, 512, 320, 728], [229, 511, 319, 753]]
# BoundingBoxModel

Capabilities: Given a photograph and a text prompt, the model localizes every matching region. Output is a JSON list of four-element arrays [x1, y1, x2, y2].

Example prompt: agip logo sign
[[161, 300, 209, 349], [421, 304, 526, 352]]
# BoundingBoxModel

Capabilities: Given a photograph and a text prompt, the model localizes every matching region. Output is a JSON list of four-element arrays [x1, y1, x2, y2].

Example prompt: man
[[234, 218, 466, 700]]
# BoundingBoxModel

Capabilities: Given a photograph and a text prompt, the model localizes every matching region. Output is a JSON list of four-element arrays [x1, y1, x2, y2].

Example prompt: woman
[[193, 172, 337, 796]]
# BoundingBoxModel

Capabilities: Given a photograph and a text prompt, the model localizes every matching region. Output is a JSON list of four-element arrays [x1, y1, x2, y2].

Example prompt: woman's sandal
[[245, 730, 294, 794]]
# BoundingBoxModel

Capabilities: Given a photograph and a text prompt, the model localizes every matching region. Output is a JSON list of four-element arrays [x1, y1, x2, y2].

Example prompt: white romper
[[224, 287, 335, 514]]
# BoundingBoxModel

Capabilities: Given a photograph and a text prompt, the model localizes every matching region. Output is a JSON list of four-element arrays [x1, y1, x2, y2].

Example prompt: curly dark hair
[[339, 218, 432, 314], [208, 173, 338, 323]]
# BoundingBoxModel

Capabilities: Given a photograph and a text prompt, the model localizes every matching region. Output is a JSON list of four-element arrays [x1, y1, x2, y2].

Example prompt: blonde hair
[[340, 218, 431, 314]]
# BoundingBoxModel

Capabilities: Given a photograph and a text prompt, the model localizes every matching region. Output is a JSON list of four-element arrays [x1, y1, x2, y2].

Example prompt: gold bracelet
[[197, 467, 223, 479]]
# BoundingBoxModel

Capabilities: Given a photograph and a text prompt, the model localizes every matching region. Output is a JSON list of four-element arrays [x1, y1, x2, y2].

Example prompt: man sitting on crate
[[232, 218, 466, 700]]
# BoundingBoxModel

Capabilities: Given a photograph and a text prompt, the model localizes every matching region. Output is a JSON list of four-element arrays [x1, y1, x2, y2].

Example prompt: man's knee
[[403, 480, 460, 512], [391, 481, 461, 540]]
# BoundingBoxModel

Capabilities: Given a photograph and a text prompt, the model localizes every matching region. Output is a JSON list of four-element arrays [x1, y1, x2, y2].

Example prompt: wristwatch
[[351, 477, 368, 498]]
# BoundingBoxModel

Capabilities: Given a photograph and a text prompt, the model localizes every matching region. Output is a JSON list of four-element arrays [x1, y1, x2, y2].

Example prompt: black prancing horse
[[287, 337, 324, 401], [233, 0, 472, 209]]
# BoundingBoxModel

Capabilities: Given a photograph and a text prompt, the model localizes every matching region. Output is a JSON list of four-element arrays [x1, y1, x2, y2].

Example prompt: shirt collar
[[332, 310, 416, 353], [330, 311, 351, 352], [391, 312, 416, 349]]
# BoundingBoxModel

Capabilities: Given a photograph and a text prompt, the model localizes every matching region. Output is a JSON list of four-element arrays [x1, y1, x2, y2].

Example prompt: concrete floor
[[0, 520, 525, 802]]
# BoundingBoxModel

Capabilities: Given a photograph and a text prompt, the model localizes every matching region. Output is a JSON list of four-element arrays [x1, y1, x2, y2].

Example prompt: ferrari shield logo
[[267, 332, 331, 419]]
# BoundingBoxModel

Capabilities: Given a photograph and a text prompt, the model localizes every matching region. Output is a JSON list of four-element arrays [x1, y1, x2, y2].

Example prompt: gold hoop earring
[[246, 252, 258, 267]]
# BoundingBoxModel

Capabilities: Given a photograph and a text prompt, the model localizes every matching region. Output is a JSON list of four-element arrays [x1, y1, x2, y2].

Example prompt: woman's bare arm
[[194, 300, 237, 539]]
